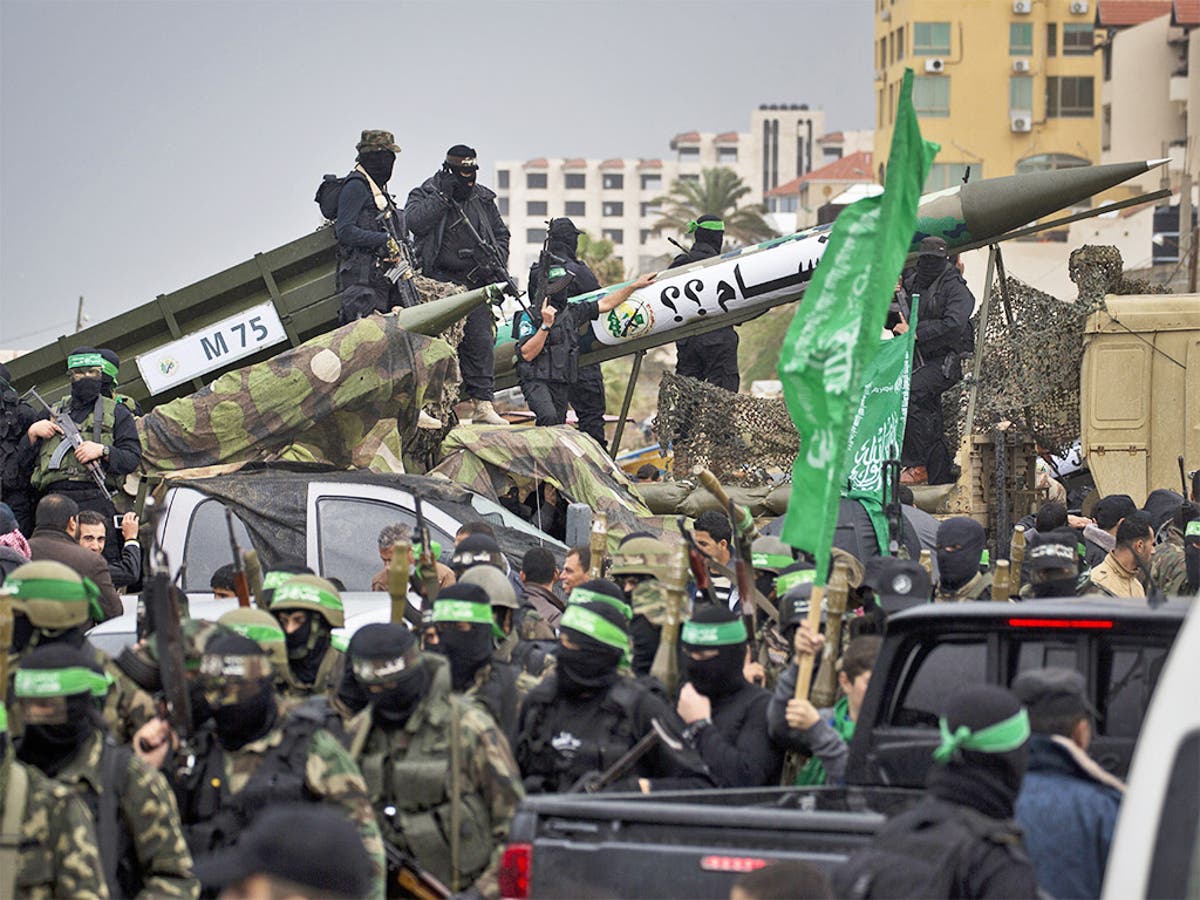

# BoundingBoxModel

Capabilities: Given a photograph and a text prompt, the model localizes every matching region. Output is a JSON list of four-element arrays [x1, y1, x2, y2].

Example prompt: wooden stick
[[793, 584, 826, 700]]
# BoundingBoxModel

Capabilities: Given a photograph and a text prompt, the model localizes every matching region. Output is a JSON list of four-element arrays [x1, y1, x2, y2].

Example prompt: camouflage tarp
[[137, 314, 459, 474], [429, 424, 659, 541]]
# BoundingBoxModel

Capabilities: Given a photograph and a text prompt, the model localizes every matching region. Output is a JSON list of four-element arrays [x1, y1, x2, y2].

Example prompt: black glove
[[434, 168, 457, 200]]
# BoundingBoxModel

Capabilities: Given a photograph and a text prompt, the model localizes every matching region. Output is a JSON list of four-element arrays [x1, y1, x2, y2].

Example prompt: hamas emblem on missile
[[159, 357, 178, 377], [605, 299, 654, 340]]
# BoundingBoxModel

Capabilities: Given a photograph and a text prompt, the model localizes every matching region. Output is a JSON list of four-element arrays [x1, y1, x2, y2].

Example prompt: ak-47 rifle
[[225, 509, 251, 608], [882, 448, 904, 555], [678, 518, 718, 607], [243, 549, 265, 610], [568, 718, 683, 793], [728, 500, 758, 659], [588, 512, 608, 579], [1179, 455, 1190, 498], [18, 383, 111, 496], [450, 201, 534, 319], [650, 543, 688, 697], [375, 205, 422, 310], [413, 497, 441, 606], [384, 845, 451, 900], [141, 498, 195, 772], [530, 225, 575, 311]]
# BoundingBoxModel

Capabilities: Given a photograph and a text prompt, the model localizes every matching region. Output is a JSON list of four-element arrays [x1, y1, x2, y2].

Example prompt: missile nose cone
[[393, 283, 500, 336]]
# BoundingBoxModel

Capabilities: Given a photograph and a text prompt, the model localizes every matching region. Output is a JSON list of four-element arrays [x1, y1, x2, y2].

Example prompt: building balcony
[[1169, 74, 1189, 103]]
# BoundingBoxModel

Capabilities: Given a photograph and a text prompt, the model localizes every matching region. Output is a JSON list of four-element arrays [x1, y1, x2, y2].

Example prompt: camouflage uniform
[[94, 645, 157, 744], [269, 575, 346, 698], [1150, 524, 1187, 595], [3, 751, 109, 899], [349, 654, 524, 900], [935, 572, 993, 602], [54, 731, 198, 898]]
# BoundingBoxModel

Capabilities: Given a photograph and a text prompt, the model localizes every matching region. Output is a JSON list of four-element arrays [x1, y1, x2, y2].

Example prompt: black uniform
[[689, 680, 782, 787], [333, 171, 409, 323], [406, 171, 510, 403], [515, 296, 604, 429], [900, 252, 975, 485], [0, 362, 36, 533], [671, 221, 739, 392]]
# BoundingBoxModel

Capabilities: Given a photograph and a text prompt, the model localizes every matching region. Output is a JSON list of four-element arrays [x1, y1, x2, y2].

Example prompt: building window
[[770, 195, 798, 213], [1009, 76, 1033, 110], [602, 173, 624, 189], [912, 21, 950, 55], [677, 147, 700, 162], [896, 25, 904, 59], [526, 228, 546, 244], [498, 197, 509, 216], [878, 37, 886, 69], [526, 200, 547, 216], [640, 174, 662, 190], [497, 170, 510, 189], [526, 173, 547, 189], [923, 162, 981, 193], [639, 229, 652, 245], [889, 81, 897, 123], [1010, 22, 1033, 56], [1046, 23, 1057, 57], [640, 202, 662, 217], [565, 200, 586, 217], [913, 75, 950, 117], [679, 173, 700, 183], [717, 147, 738, 164], [878, 88, 885, 127], [1101, 104, 1112, 152], [1047, 76, 1094, 117], [602, 201, 624, 217], [1062, 23, 1094, 55], [1103, 43, 1112, 81], [602, 228, 624, 244], [565, 173, 586, 189], [1015, 153, 1090, 176]]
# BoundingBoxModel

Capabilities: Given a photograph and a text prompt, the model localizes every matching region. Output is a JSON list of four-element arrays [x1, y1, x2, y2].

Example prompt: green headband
[[262, 571, 297, 591], [271, 581, 342, 613], [560, 604, 628, 651], [431, 599, 493, 625], [752, 552, 794, 570], [0, 705, 6, 734], [568, 587, 632, 619], [933, 709, 1030, 764], [1187, 521, 1200, 537], [67, 353, 118, 379], [15, 666, 112, 699], [686, 219, 724, 233], [681, 618, 747, 646], [226, 623, 286, 645], [775, 568, 816, 595], [6, 574, 104, 621]]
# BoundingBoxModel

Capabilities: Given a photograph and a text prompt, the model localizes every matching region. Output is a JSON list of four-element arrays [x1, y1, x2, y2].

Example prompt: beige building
[[874, 0, 1103, 190], [764, 150, 877, 230], [494, 104, 826, 287]]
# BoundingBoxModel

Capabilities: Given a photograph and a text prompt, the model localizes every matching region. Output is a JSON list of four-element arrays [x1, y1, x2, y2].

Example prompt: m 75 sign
[[136, 301, 288, 394]]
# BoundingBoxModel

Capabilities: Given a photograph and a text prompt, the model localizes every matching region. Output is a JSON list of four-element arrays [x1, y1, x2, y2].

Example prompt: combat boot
[[418, 410, 444, 430], [471, 400, 508, 426]]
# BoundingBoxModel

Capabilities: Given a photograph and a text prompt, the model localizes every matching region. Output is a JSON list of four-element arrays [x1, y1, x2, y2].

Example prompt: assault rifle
[[384, 844, 451, 900], [450, 200, 533, 319], [882, 448, 904, 555], [413, 496, 440, 606], [376, 202, 422, 309], [728, 499, 758, 658], [225, 509, 251, 608], [568, 718, 683, 794], [530, 226, 575, 310], [18, 383, 110, 496]]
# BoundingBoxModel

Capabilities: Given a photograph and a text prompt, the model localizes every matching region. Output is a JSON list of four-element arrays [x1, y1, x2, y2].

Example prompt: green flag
[[777, 69, 938, 583], [843, 298, 919, 555]]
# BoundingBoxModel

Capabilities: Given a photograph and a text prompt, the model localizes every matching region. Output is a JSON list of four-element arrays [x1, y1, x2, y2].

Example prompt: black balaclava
[[350, 623, 427, 728], [335, 651, 370, 715], [430, 584, 495, 691], [1143, 489, 1184, 535], [692, 214, 724, 252], [205, 633, 278, 751], [682, 604, 746, 700], [357, 149, 395, 186], [629, 615, 660, 677], [188, 679, 214, 731], [913, 253, 947, 292], [98, 348, 120, 398], [444, 144, 478, 201], [67, 346, 103, 407], [15, 644, 103, 777], [281, 611, 330, 687], [936, 517, 987, 591], [557, 601, 626, 697], [547, 218, 581, 261], [1029, 528, 1081, 599], [927, 684, 1029, 820]]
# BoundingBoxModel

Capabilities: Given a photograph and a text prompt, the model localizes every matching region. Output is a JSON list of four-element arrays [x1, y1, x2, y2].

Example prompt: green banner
[[777, 68, 937, 584], [843, 299, 919, 553]]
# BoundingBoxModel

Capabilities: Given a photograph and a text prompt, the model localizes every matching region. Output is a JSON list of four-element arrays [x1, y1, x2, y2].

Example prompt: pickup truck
[[500, 597, 1189, 900]]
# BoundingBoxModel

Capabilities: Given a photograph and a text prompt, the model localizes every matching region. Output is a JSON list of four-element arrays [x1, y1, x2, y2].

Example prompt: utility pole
[[74, 296, 86, 332], [1180, 173, 1194, 292]]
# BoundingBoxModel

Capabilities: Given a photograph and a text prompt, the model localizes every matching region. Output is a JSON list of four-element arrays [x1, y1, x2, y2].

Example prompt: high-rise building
[[494, 104, 826, 287], [873, 0, 1102, 191]]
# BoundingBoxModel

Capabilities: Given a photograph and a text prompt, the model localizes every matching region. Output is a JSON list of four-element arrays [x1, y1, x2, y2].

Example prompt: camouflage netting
[[137, 309, 459, 474], [429, 423, 665, 542], [408, 275, 469, 464], [945, 245, 1171, 455], [654, 374, 798, 485]]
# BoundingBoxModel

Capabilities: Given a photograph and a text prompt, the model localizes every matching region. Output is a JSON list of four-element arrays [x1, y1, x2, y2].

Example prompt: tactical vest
[[30, 396, 118, 491], [516, 677, 642, 793], [353, 685, 493, 887], [335, 171, 403, 293], [183, 701, 326, 856], [516, 311, 580, 385], [79, 738, 136, 899]]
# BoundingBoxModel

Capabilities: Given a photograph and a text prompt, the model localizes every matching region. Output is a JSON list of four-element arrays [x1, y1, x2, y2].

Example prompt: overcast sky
[[0, 0, 874, 349]]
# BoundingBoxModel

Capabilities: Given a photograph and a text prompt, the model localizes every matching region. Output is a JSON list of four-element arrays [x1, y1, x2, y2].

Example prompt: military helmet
[[609, 536, 672, 579], [219, 608, 289, 673], [269, 574, 345, 628], [750, 536, 794, 575], [629, 579, 691, 628], [459, 564, 518, 609], [14, 643, 110, 701], [3, 560, 100, 629]]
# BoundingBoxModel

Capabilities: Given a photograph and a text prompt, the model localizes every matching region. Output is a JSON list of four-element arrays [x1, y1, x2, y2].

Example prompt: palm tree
[[652, 167, 778, 247], [576, 232, 626, 286]]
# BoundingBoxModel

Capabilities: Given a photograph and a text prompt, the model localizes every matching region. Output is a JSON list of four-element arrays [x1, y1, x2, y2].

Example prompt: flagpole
[[793, 584, 825, 700]]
